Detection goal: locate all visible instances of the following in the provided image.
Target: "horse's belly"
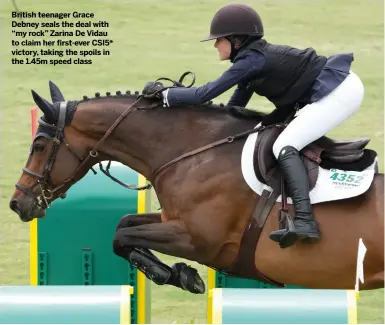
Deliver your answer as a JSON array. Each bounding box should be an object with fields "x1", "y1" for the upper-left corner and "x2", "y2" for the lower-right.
[{"x1": 254, "y1": 203, "x2": 383, "y2": 290}]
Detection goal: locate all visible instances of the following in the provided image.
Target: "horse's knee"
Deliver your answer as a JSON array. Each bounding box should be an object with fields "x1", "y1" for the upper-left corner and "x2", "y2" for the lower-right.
[
  {"x1": 112, "y1": 228, "x2": 132, "y2": 258},
  {"x1": 116, "y1": 214, "x2": 137, "y2": 231},
  {"x1": 116, "y1": 213, "x2": 162, "y2": 232},
  {"x1": 112, "y1": 236, "x2": 121, "y2": 255}
]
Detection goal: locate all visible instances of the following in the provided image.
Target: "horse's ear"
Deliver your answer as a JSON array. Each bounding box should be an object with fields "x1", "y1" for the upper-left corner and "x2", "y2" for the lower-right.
[
  {"x1": 49, "y1": 80, "x2": 65, "y2": 103},
  {"x1": 31, "y1": 90, "x2": 56, "y2": 123}
]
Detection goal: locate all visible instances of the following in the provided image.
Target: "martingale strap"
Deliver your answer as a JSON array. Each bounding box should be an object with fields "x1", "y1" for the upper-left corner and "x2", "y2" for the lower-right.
[{"x1": 224, "y1": 189, "x2": 285, "y2": 287}]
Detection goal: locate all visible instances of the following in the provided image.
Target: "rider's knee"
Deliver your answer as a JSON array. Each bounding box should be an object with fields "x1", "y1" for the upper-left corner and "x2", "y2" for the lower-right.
[{"x1": 272, "y1": 137, "x2": 299, "y2": 159}]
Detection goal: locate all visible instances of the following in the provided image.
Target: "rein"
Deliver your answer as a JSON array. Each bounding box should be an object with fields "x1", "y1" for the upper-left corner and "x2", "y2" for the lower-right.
[
  {"x1": 90, "y1": 94, "x2": 266, "y2": 189},
  {"x1": 152, "y1": 125, "x2": 265, "y2": 179}
]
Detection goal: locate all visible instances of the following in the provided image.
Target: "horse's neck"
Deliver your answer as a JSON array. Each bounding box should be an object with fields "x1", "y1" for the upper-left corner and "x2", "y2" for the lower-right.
[{"x1": 73, "y1": 98, "x2": 256, "y2": 182}]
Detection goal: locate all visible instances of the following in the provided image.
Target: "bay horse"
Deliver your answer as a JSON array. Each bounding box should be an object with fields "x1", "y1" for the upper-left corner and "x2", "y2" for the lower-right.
[{"x1": 9, "y1": 80, "x2": 384, "y2": 294}]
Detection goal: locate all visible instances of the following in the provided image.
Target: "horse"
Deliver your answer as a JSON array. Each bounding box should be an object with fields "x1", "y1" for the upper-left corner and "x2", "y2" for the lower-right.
[{"x1": 9, "y1": 80, "x2": 384, "y2": 294}]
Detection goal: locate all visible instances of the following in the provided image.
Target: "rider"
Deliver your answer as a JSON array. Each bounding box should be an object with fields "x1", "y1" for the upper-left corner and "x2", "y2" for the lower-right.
[{"x1": 142, "y1": 4, "x2": 364, "y2": 248}]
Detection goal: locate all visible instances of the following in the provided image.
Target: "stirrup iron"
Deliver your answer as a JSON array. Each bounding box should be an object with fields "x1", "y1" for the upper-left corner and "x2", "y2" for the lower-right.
[{"x1": 277, "y1": 209, "x2": 297, "y2": 248}]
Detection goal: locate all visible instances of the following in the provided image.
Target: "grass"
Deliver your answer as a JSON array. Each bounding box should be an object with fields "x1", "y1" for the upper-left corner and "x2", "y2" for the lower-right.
[{"x1": 0, "y1": 0, "x2": 383, "y2": 323}]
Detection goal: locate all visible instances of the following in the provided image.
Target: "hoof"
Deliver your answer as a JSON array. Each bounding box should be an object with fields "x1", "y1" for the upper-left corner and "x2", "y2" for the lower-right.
[{"x1": 179, "y1": 264, "x2": 205, "y2": 294}]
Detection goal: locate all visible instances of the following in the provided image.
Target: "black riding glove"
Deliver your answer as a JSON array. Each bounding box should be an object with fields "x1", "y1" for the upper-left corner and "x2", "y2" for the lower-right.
[{"x1": 142, "y1": 81, "x2": 164, "y2": 99}]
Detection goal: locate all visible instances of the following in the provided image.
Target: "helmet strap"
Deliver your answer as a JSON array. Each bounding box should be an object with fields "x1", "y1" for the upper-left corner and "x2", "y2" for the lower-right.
[
  {"x1": 227, "y1": 38, "x2": 238, "y2": 62},
  {"x1": 226, "y1": 35, "x2": 247, "y2": 62},
  {"x1": 226, "y1": 35, "x2": 261, "y2": 62}
]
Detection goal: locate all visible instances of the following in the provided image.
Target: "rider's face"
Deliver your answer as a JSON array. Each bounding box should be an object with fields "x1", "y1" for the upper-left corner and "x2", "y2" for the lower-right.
[{"x1": 214, "y1": 37, "x2": 231, "y2": 61}]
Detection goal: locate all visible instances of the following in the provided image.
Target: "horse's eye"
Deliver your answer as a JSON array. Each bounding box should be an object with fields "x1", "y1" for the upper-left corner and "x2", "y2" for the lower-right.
[{"x1": 34, "y1": 143, "x2": 45, "y2": 152}]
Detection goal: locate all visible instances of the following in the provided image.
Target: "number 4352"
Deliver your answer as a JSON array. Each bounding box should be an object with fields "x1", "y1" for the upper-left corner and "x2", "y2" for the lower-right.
[{"x1": 329, "y1": 170, "x2": 363, "y2": 183}]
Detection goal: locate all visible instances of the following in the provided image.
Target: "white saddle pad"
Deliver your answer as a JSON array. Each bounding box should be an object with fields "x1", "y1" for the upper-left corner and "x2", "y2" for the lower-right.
[{"x1": 241, "y1": 130, "x2": 378, "y2": 205}]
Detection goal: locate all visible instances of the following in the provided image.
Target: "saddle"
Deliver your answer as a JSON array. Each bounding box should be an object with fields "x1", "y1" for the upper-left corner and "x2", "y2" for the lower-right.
[
  {"x1": 253, "y1": 125, "x2": 375, "y2": 193},
  {"x1": 223, "y1": 125, "x2": 377, "y2": 287}
]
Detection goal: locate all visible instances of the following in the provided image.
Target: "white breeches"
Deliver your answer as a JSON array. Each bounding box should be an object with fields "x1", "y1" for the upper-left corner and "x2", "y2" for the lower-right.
[{"x1": 272, "y1": 71, "x2": 365, "y2": 158}]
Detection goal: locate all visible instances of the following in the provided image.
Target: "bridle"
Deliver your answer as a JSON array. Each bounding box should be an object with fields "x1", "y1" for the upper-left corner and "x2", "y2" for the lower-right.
[
  {"x1": 15, "y1": 98, "x2": 151, "y2": 210},
  {"x1": 15, "y1": 73, "x2": 268, "y2": 210},
  {"x1": 16, "y1": 102, "x2": 90, "y2": 208}
]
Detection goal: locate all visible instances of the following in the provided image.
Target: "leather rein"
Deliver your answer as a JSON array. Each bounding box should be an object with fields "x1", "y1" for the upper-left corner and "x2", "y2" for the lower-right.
[{"x1": 16, "y1": 74, "x2": 266, "y2": 209}]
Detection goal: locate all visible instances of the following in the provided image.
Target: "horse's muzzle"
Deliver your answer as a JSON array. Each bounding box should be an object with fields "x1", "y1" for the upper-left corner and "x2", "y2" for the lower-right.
[{"x1": 9, "y1": 196, "x2": 46, "y2": 222}]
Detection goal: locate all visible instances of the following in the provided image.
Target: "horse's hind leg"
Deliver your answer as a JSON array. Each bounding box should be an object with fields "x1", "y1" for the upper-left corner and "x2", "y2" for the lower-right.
[
  {"x1": 113, "y1": 219, "x2": 206, "y2": 294},
  {"x1": 113, "y1": 213, "x2": 205, "y2": 294}
]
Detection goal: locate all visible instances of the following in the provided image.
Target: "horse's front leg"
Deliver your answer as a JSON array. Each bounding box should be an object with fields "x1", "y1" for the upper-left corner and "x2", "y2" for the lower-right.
[
  {"x1": 113, "y1": 214, "x2": 205, "y2": 294},
  {"x1": 114, "y1": 213, "x2": 164, "y2": 262}
]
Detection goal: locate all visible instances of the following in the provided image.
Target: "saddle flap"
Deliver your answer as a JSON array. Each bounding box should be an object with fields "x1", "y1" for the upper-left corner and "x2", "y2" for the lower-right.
[{"x1": 253, "y1": 127, "x2": 282, "y2": 191}]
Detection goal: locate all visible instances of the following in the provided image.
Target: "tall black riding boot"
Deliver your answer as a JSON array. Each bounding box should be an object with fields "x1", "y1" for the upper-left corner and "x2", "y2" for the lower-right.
[{"x1": 269, "y1": 146, "x2": 321, "y2": 248}]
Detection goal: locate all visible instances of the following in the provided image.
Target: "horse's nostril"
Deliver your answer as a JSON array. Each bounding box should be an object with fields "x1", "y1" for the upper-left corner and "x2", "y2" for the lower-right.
[{"x1": 10, "y1": 199, "x2": 20, "y2": 214}]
